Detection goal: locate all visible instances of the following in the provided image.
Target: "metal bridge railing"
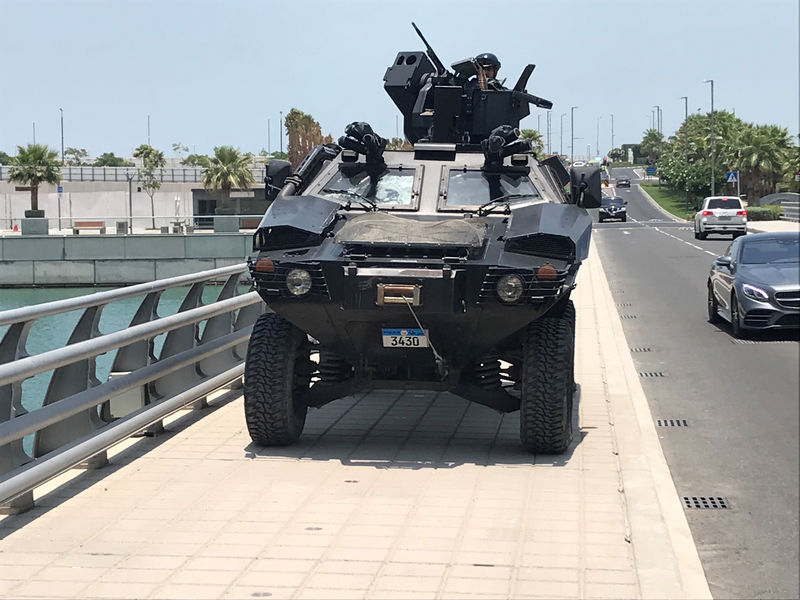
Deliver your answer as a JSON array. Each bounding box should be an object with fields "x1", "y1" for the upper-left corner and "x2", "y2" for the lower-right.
[
  {"x1": 0, "y1": 165, "x2": 267, "y2": 183},
  {"x1": 0, "y1": 264, "x2": 263, "y2": 512}
]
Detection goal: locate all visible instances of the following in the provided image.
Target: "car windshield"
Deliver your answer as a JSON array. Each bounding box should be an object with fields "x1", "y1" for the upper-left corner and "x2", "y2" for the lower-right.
[
  {"x1": 740, "y1": 238, "x2": 800, "y2": 264},
  {"x1": 707, "y1": 198, "x2": 742, "y2": 209},
  {"x1": 601, "y1": 197, "x2": 622, "y2": 206},
  {"x1": 444, "y1": 170, "x2": 539, "y2": 207},
  {"x1": 320, "y1": 167, "x2": 416, "y2": 208}
]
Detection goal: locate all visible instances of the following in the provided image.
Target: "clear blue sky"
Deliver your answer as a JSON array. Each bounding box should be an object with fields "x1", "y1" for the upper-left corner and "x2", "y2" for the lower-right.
[{"x1": 1, "y1": 0, "x2": 797, "y2": 160}]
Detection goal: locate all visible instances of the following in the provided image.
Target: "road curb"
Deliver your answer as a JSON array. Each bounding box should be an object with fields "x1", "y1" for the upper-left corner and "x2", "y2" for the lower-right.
[
  {"x1": 586, "y1": 243, "x2": 712, "y2": 599},
  {"x1": 635, "y1": 184, "x2": 686, "y2": 223}
]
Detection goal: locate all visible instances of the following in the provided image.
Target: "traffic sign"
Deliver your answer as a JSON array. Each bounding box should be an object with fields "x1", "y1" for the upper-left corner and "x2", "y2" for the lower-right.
[
  {"x1": 57, "y1": 186, "x2": 63, "y2": 193},
  {"x1": 645, "y1": 166, "x2": 656, "y2": 176},
  {"x1": 726, "y1": 171, "x2": 738, "y2": 183}
]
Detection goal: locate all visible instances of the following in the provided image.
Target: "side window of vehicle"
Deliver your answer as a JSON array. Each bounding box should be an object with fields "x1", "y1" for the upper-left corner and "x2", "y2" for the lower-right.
[{"x1": 728, "y1": 239, "x2": 740, "y2": 261}]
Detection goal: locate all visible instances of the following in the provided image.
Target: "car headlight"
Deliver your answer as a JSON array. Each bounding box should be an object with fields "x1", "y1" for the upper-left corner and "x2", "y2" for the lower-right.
[
  {"x1": 286, "y1": 269, "x2": 312, "y2": 296},
  {"x1": 742, "y1": 283, "x2": 769, "y2": 301},
  {"x1": 497, "y1": 274, "x2": 524, "y2": 303}
]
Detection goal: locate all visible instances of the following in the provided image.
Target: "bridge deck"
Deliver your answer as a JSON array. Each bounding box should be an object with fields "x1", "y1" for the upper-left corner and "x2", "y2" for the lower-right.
[{"x1": 0, "y1": 246, "x2": 710, "y2": 600}]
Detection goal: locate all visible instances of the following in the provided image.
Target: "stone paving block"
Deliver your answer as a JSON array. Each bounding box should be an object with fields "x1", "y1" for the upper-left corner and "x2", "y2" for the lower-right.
[
  {"x1": 315, "y1": 560, "x2": 382, "y2": 575},
  {"x1": 374, "y1": 574, "x2": 440, "y2": 592},
  {"x1": 81, "y1": 581, "x2": 159, "y2": 598},
  {"x1": 236, "y1": 570, "x2": 306, "y2": 587},
  {"x1": 98, "y1": 568, "x2": 172, "y2": 584},
  {"x1": 31, "y1": 565, "x2": 107, "y2": 582},
  {"x1": 9, "y1": 579, "x2": 88, "y2": 598},
  {"x1": 297, "y1": 588, "x2": 367, "y2": 600},
  {"x1": 152, "y1": 583, "x2": 230, "y2": 599},
  {"x1": 512, "y1": 578, "x2": 580, "y2": 598},
  {"x1": 169, "y1": 569, "x2": 240, "y2": 585},
  {"x1": 584, "y1": 581, "x2": 641, "y2": 598}
]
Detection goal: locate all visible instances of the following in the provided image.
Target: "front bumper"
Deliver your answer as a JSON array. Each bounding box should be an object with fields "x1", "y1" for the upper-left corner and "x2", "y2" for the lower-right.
[{"x1": 739, "y1": 289, "x2": 800, "y2": 330}]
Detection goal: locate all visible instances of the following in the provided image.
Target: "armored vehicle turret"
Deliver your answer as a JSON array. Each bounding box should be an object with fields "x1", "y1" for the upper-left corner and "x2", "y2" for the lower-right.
[{"x1": 244, "y1": 24, "x2": 602, "y2": 453}]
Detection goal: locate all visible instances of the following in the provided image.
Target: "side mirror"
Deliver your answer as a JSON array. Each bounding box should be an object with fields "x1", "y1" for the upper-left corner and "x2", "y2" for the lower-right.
[
  {"x1": 715, "y1": 256, "x2": 732, "y2": 267},
  {"x1": 569, "y1": 166, "x2": 602, "y2": 208},
  {"x1": 264, "y1": 160, "x2": 292, "y2": 202},
  {"x1": 624, "y1": 200, "x2": 628, "y2": 205}
]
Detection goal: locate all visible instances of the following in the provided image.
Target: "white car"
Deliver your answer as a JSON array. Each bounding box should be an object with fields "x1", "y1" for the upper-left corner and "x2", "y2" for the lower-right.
[{"x1": 694, "y1": 196, "x2": 747, "y2": 240}]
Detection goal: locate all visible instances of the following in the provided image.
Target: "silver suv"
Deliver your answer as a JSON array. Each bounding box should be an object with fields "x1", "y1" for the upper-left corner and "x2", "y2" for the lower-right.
[{"x1": 694, "y1": 196, "x2": 747, "y2": 239}]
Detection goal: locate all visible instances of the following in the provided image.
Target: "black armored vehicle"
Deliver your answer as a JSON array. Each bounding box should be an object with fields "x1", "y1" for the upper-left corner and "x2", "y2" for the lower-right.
[{"x1": 245, "y1": 25, "x2": 602, "y2": 453}]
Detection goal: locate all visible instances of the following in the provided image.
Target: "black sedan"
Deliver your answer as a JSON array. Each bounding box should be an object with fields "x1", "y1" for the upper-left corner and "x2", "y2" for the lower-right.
[
  {"x1": 616, "y1": 175, "x2": 631, "y2": 188},
  {"x1": 598, "y1": 196, "x2": 627, "y2": 222},
  {"x1": 707, "y1": 231, "x2": 800, "y2": 337}
]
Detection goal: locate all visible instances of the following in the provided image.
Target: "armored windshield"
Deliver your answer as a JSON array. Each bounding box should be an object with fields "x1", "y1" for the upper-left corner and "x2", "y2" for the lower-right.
[
  {"x1": 319, "y1": 167, "x2": 417, "y2": 209},
  {"x1": 443, "y1": 170, "x2": 539, "y2": 208}
]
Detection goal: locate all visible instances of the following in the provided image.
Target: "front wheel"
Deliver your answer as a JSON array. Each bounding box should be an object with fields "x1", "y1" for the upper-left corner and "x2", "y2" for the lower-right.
[
  {"x1": 244, "y1": 312, "x2": 310, "y2": 446},
  {"x1": 707, "y1": 283, "x2": 721, "y2": 323},
  {"x1": 730, "y1": 292, "x2": 746, "y2": 339},
  {"x1": 520, "y1": 312, "x2": 574, "y2": 454}
]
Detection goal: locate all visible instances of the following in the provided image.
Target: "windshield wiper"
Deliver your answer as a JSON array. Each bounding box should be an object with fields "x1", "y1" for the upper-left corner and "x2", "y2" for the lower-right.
[
  {"x1": 476, "y1": 193, "x2": 539, "y2": 216},
  {"x1": 321, "y1": 188, "x2": 378, "y2": 211}
]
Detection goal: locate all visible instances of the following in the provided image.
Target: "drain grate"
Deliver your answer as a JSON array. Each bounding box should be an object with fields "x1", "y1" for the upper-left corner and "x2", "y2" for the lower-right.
[
  {"x1": 731, "y1": 339, "x2": 796, "y2": 345},
  {"x1": 640, "y1": 371, "x2": 665, "y2": 377},
  {"x1": 631, "y1": 346, "x2": 652, "y2": 352},
  {"x1": 657, "y1": 419, "x2": 688, "y2": 427},
  {"x1": 620, "y1": 314, "x2": 638, "y2": 319},
  {"x1": 683, "y1": 496, "x2": 730, "y2": 509},
  {"x1": 616, "y1": 303, "x2": 632, "y2": 307}
]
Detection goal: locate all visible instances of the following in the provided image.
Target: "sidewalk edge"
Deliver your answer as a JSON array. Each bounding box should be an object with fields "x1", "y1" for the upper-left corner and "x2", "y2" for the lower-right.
[{"x1": 587, "y1": 243, "x2": 712, "y2": 600}]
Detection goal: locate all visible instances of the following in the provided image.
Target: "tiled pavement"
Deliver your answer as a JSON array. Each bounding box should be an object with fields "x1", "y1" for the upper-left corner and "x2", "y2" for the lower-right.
[{"x1": 0, "y1": 245, "x2": 711, "y2": 599}]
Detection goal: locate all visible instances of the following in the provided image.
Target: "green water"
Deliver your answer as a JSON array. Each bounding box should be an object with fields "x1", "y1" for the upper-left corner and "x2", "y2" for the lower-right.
[{"x1": 0, "y1": 285, "x2": 246, "y2": 412}]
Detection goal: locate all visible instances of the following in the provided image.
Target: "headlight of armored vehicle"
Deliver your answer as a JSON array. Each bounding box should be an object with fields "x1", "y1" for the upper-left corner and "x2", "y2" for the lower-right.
[
  {"x1": 286, "y1": 269, "x2": 312, "y2": 296},
  {"x1": 497, "y1": 274, "x2": 525, "y2": 303}
]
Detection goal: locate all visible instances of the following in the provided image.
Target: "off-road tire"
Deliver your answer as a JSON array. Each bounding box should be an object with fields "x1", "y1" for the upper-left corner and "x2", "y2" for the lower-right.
[
  {"x1": 707, "y1": 283, "x2": 721, "y2": 323},
  {"x1": 520, "y1": 313, "x2": 574, "y2": 454},
  {"x1": 244, "y1": 312, "x2": 309, "y2": 446}
]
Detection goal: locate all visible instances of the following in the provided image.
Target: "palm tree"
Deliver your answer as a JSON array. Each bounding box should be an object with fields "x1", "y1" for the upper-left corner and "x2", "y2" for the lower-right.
[
  {"x1": 519, "y1": 129, "x2": 544, "y2": 156},
  {"x1": 201, "y1": 146, "x2": 255, "y2": 214},
  {"x1": 8, "y1": 144, "x2": 61, "y2": 217}
]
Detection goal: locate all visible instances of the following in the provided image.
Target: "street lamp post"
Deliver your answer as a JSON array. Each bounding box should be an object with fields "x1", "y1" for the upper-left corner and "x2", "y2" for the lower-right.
[
  {"x1": 280, "y1": 111, "x2": 283, "y2": 154},
  {"x1": 59, "y1": 108, "x2": 64, "y2": 165},
  {"x1": 547, "y1": 111, "x2": 551, "y2": 154},
  {"x1": 680, "y1": 96, "x2": 689, "y2": 210},
  {"x1": 268, "y1": 118, "x2": 271, "y2": 154},
  {"x1": 610, "y1": 113, "x2": 614, "y2": 151},
  {"x1": 653, "y1": 105, "x2": 661, "y2": 134},
  {"x1": 560, "y1": 113, "x2": 566, "y2": 156},
  {"x1": 704, "y1": 79, "x2": 715, "y2": 195},
  {"x1": 570, "y1": 106, "x2": 577, "y2": 163},
  {"x1": 125, "y1": 170, "x2": 135, "y2": 233},
  {"x1": 596, "y1": 116, "x2": 601, "y2": 157},
  {"x1": 147, "y1": 115, "x2": 151, "y2": 146}
]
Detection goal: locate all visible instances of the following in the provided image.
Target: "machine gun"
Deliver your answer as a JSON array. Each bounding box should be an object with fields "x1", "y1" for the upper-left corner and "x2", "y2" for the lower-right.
[{"x1": 384, "y1": 23, "x2": 553, "y2": 145}]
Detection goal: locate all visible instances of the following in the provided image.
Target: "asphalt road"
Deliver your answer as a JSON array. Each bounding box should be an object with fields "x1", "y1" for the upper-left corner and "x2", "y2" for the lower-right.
[{"x1": 593, "y1": 168, "x2": 799, "y2": 599}]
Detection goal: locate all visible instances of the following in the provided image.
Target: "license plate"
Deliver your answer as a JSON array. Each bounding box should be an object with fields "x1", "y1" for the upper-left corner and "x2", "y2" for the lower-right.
[
  {"x1": 719, "y1": 215, "x2": 731, "y2": 220},
  {"x1": 381, "y1": 328, "x2": 428, "y2": 348}
]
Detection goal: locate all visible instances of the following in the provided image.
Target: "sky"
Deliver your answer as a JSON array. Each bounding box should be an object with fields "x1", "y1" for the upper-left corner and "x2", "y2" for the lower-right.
[{"x1": 1, "y1": 0, "x2": 798, "y2": 161}]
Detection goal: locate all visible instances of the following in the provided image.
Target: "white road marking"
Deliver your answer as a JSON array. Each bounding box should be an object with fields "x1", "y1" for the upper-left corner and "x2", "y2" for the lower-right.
[
  {"x1": 619, "y1": 213, "x2": 723, "y2": 260},
  {"x1": 623, "y1": 231, "x2": 630, "y2": 235}
]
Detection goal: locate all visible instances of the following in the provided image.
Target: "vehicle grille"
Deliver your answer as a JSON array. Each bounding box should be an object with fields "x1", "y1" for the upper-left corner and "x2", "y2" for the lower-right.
[
  {"x1": 478, "y1": 268, "x2": 567, "y2": 304},
  {"x1": 504, "y1": 234, "x2": 575, "y2": 261},
  {"x1": 776, "y1": 314, "x2": 800, "y2": 327},
  {"x1": 343, "y1": 244, "x2": 475, "y2": 261},
  {"x1": 743, "y1": 309, "x2": 774, "y2": 327},
  {"x1": 256, "y1": 263, "x2": 329, "y2": 298},
  {"x1": 775, "y1": 291, "x2": 800, "y2": 310}
]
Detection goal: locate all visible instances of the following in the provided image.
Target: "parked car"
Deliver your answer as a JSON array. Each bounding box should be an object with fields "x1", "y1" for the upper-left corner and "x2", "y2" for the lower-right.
[
  {"x1": 707, "y1": 231, "x2": 799, "y2": 337},
  {"x1": 616, "y1": 175, "x2": 631, "y2": 188},
  {"x1": 599, "y1": 195, "x2": 627, "y2": 222},
  {"x1": 694, "y1": 196, "x2": 747, "y2": 239}
]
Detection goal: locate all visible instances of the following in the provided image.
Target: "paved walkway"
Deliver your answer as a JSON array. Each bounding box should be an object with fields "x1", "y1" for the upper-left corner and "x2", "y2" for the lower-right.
[{"x1": 0, "y1": 245, "x2": 711, "y2": 599}]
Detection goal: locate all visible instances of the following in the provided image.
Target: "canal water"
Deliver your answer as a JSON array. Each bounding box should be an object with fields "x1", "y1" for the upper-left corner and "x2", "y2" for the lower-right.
[{"x1": 0, "y1": 285, "x2": 245, "y2": 413}]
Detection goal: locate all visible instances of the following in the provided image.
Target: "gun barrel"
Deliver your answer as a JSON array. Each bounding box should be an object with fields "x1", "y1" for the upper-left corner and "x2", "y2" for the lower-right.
[
  {"x1": 411, "y1": 22, "x2": 448, "y2": 75},
  {"x1": 513, "y1": 90, "x2": 553, "y2": 110}
]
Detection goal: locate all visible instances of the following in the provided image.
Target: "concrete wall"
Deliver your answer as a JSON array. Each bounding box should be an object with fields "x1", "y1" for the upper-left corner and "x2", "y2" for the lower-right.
[{"x1": 0, "y1": 233, "x2": 254, "y2": 287}]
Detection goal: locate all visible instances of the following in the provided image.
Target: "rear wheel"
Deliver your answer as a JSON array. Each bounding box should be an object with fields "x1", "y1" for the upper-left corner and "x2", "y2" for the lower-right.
[
  {"x1": 520, "y1": 311, "x2": 574, "y2": 454},
  {"x1": 244, "y1": 312, "x2": 310, "y2": 446},
  {"x1": 621, "y1": 214, "x2": 627, "y2": 222}
]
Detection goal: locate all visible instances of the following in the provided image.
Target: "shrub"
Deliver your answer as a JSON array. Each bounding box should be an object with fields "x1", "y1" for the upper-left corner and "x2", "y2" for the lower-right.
[{"x1": 746, "y1": 206, "x2": 782, "y2": 221}]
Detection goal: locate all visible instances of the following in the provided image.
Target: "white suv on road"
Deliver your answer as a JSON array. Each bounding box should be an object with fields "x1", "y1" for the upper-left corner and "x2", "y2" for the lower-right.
[{"x1": 694, "y1": 196, "x2": 747, "y2": 239}]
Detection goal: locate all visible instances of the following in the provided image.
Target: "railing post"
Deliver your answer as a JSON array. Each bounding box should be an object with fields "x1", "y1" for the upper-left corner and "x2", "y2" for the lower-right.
[{"x1": 1, "y1": 490, "x2": 33, "y2": 515}]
